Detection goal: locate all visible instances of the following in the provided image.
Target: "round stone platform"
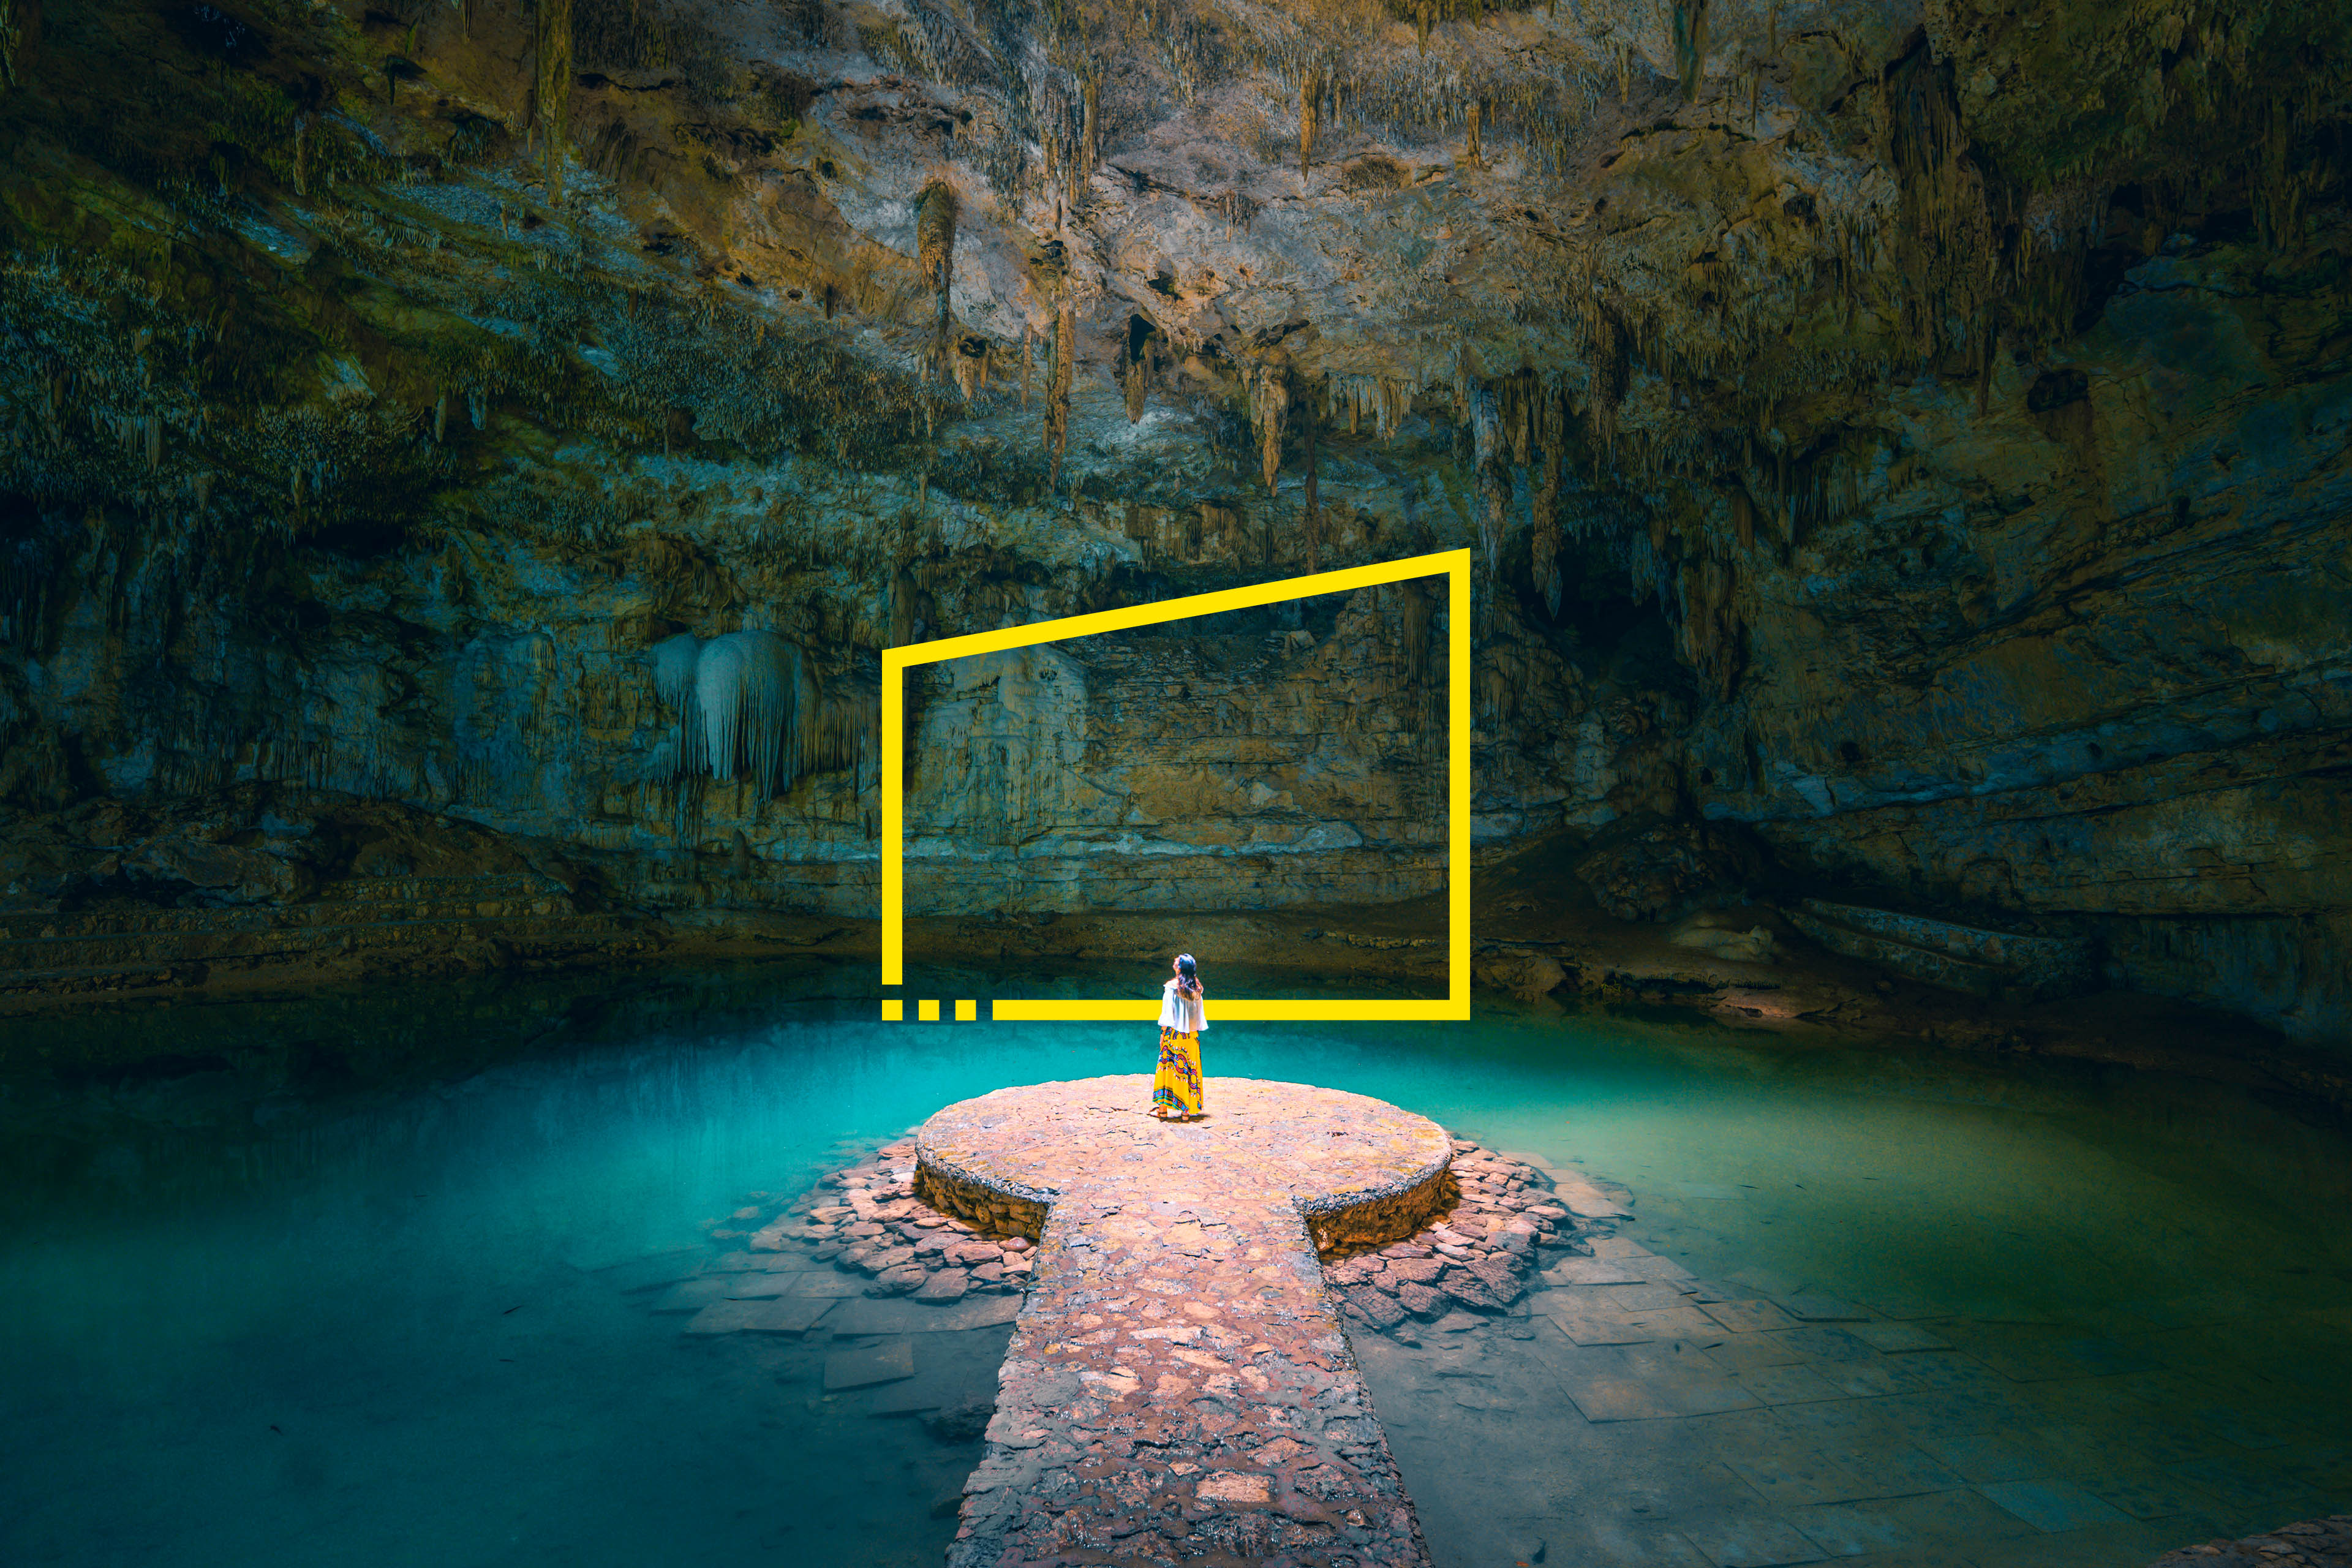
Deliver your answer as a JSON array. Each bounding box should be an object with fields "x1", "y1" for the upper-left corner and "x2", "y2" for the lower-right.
[
  {"x1": 915, "y1": 1074, "x2": 1455, "y2": 1254},
  {"x1": 916, "y1": 1076, "x2": 1452, "y2": 1567}
]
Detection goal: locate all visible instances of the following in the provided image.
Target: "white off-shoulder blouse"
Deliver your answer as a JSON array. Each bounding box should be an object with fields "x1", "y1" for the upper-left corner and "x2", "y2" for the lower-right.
[{"x1": 1158, "y1": 978, "x2": 1207, "y2": 1034}]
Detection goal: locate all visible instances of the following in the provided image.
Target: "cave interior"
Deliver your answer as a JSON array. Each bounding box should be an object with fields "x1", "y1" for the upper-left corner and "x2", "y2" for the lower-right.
[{"x1": 1, "y1": 0, "x2": 2350, "y2": 1565}]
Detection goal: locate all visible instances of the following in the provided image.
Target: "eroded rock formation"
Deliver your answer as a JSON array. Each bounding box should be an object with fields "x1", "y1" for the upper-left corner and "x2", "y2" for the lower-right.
[{"x1": 0, "y1": 0, "x2": 2345, "y2": 1044}]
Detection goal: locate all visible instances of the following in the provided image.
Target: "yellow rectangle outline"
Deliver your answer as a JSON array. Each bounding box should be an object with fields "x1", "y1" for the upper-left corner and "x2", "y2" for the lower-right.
[{"x1": 881, "y1": 548, "x2": 1471, "y2": 1022}]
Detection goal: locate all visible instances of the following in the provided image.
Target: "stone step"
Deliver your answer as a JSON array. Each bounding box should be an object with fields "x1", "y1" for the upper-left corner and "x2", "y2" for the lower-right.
[{"x1": 1788, "y1": 900, "x2": 2097, "y2": 1001}]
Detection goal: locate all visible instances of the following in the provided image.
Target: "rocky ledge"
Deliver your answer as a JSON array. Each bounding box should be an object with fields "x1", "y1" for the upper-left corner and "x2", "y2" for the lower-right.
[
  {"x1": 2149, "y1": 1517, "x2": 2352, "y2": 1566},
  {"x1": 1321, "y1": 1141, "x2": 1615, "y2": 1336}
]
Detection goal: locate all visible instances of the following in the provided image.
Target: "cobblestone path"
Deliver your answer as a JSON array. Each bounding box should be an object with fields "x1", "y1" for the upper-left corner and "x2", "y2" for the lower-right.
[{"x1": 918, "y1": 1076, "x2": 1453, "y2": 1567}]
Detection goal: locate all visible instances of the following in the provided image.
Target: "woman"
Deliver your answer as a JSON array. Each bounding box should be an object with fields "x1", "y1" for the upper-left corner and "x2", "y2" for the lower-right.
[{"x1": 1153, "y1": 953, "x2": 1207, "y2": 1120}]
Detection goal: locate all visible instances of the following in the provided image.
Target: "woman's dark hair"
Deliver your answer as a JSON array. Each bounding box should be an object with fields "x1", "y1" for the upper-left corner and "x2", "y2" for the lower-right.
[{"x1": 1175, "y1": 953, "x2": 1200, "y2": 995}]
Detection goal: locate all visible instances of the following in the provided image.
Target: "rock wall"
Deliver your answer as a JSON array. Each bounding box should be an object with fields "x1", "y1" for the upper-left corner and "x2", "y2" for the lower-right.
[
  {"x1": 0, "y1": 463, "x2": 1666, "y2": 924},
  {"x1": 0, "y1": 0, "x2": 2346, "y2": 1053},
  {"x1": 903, "y1": 589, "x2": 1456, "y2": 914},
  {"x1": 1679, "y1": 233, "x2": 2352, "y2": 1044}
]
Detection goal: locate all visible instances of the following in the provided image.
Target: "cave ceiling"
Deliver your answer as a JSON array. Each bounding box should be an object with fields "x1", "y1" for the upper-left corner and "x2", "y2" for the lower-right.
[{"x1": 8, "y1": 0, "x2": 2343, "y2": 546}]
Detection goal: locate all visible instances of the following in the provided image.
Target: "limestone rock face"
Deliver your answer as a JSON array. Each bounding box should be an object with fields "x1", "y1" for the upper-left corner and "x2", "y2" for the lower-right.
[
  {"x1": 1572, "y1": 816, "x2": 1760, "y2": 923},
  {"x1": 905, "y1": 594, "x2": 1464, "y2": 912},
  {"x1": 0, "y1": 0, "x2": 2345, "y2": 1044}
]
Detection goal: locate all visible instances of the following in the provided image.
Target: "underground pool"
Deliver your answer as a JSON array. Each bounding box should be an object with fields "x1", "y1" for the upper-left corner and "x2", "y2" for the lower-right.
[{"x1": 2, "y1": 960, "x2": 2348, "y2": 1568}]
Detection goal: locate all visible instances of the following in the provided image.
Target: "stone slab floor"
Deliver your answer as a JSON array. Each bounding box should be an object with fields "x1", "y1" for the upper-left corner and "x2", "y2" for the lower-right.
[
  {"x1": 686, "y1": 1150, "x2": 2349, "y2": 1568},
  {"x1": 1355, "y1": 1178, "x2": 2351, "y2": 1568}
]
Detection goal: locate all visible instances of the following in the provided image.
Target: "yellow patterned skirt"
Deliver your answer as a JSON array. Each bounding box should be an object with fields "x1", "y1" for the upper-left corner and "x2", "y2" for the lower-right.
[{"x1": 1153, "y1": 1026, "x2": 1204, "y2": 1117}]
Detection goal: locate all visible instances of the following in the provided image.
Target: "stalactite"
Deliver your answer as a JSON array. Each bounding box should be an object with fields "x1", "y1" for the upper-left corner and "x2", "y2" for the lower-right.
[
  {"x1": 1330, "y1": 374, "x2": 1411, "y2": 440},
  {"x1": 1046, "y1": 299, "x2": 1074, "y2": 494},
  {"x1": 653, "y1": 632, "x2": 706, "y2": 775},
  {"x1": 655, "y1": 631, "x2": 822, "y2": 801},
  {"x1": 1020, "y1": 321, "x2": 1031, "y2": 409},
  {"x1": 1502, "y1": 370, "x2": 1534, "y2": 466},
  {"x1": 1399, "y1": 582, "x2": 1434, "y2": 728},
  {"x1": 1114, "y1": 312, "x2": 1163, "y2": 425},
  {"x1": 1588, "y1": 313, "x2": 1626, "y2": 454},
  {"x1": 1480, "y1": 472, "x2": 1504, "y2": 578},
  {"x1": 1302, "y1": 397, "x2": 1320, "y2": 575},
  {"x1": 1300, "y1": 69, "x2": 1324, "y2": 179},
  {"x1": 1469, "y1": 385, "x2": 1500, "y2": 470},
  {"x1": 916, "y1": 181, "x2": 957, "y2": 328},
  {"x1": 1250, "y1": 366, "x2": 1289, "y2": 494},
  {"x1": 1080, "y1": 70, "x2": 1101, "y2": 191},
  {"x1": 1883, "y1": 45, "x2": 1994, "y2": 360},
  {"x1": 2256, "y1": 95, "x2": 2312, "y2": 251},
  {"x1": 916, "y1": 179, "x2": 958, "y2": 384},
  {"x1": 1465, "y1": 99, "x2": 1482, "y2": 167},
  {"x1": 1671, "y1": 0, "x2": 1708, "y2": 103},
  {"x1": 952, "y1": 336, "x2": 989, "y2": 401},
  {"x1": 1534, "y1": 385, "x2": 1562, "y2": 617},
  {"x1": 709, "y1": 633, "x2": 767, "y2": 797},
  {"x1": 537, "y1": 0, "x2": 574, "y2": 198},
  {"x1": 1676, "y1": 556, "x2": 1740, "y2": 699}
]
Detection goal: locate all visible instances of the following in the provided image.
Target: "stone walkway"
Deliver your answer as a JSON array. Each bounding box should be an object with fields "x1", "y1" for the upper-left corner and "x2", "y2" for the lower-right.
[
  {"x1": 616, "y1": 1101, "x2": 2343, "y2": 1568},
  {"x1": 916, "y1": 1076, "x2": 1458, "y2": 1568}
]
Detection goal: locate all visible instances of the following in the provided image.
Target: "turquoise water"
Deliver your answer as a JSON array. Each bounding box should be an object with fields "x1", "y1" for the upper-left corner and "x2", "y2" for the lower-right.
[{"x1": 3, "y1": 961, "x2": 2349, "y2": 1567}]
